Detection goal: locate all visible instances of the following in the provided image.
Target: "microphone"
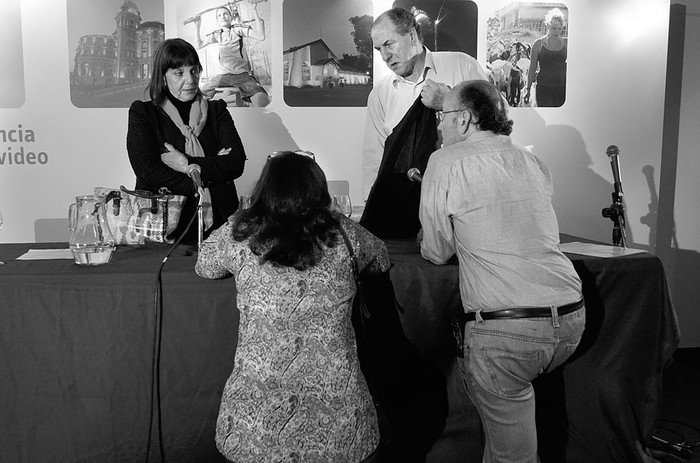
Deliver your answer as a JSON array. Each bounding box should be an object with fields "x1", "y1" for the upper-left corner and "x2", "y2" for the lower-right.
[
  {"x1": 407, "y1": 167, "x2": 423, "y2": 182},
  {"x1": 606, "y1": 145, "x2": 622, "y2": 196},
  {"x1": 601, "y1": 145, "x2": 627, "y2": 247},
  {"x1": 186, "y1": 164, "x2": 203, "y2": 190}
]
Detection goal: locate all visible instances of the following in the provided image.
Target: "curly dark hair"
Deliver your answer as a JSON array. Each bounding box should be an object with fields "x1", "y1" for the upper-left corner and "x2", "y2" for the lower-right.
[
  {"x1": 455, "y1": 80, "x2": 514, "y2": 135},
  {"x1": 231, "y1": 151, "x2": 341, "y2": 270}
]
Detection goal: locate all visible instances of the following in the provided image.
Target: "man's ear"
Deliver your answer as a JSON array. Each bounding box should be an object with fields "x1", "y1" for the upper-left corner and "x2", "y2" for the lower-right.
[{"x1": 459, "y1": 111, "x2": 472, "y2": 135}]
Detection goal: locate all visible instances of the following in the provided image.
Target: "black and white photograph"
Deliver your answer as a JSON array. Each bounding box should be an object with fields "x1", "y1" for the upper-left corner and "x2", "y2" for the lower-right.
[
  {"x1": 391, "y1": 0, "x2": 478, "y2": 56},
  {"x1": 486, "y1": 2, "x2": 568, "y2": 107},
  {"x1": 177, "y1": 0, "x2": 272, "y2": 107},
  {"x1": 67, "y1": 0, "x2": 165, "y2": 108},
  {"x1": 283, "y1": 0, "x2": 373, "y2": 107},
  {"x1": 2, "y1": 1, "x2": 700, "y2": 463},
  {"x1": 0, "y1": 0, "x2": 25, "y2": 108}
]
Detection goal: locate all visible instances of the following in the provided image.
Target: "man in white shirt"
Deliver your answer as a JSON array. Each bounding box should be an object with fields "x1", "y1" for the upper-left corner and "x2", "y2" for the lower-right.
[{"x1": 361, "y1": 7, "x2": 487, "y2": 199}]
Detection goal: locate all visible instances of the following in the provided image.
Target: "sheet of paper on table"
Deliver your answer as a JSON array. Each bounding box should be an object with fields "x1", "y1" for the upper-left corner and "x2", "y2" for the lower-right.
[
  {"x1": 560, "y1": 242, "x2": 646, "y2": 258},
  {"x1": 16, "y1": 249, "x2": 74, "y2": 260}
]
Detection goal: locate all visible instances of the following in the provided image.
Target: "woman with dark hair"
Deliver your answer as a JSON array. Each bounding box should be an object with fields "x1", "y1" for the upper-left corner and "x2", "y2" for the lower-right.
[
  {"x1": 196, "y1": 151, "x2": 389, "y2": 462},
  {"x1": 127, "y1": 38, "x2": 247, "y2": 242}
]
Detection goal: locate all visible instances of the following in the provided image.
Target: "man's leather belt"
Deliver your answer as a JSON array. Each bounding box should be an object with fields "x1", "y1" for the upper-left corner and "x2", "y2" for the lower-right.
[{"x1": 459, "y1": 299, "x2": 584, "y2": 323}]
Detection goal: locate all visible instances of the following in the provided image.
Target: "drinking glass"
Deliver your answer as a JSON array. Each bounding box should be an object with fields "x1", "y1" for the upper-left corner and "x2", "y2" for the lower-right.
[
  {"x1": 239, "y1": 195, "x2": 251, "y2": 210},
  {"x1": 333, "y1": 195, "x2": 353, "y2": 218}
]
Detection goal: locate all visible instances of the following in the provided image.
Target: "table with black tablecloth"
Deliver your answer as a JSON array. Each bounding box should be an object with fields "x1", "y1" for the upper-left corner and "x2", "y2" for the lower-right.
[
  {"x1": 369, "y1": 237, "x2": 681, "y2": 462},
  {"x1": 0, "y1": 237, "x2": 680, "y2": 463}
]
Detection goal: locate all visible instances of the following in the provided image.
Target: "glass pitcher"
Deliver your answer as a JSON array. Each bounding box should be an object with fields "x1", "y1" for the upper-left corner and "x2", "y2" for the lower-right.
[{"x1": 68, "y1": 195, "x2": 116, "y2": 265}]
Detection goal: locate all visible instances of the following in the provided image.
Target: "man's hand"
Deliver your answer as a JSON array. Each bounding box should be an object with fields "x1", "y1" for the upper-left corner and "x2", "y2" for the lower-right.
[
  {"x1": 161, "y1": 143, "x2": 189, "y2": 173},
  {"x1": 420, "y1": 79, "x2": 451, "y2": 110}
]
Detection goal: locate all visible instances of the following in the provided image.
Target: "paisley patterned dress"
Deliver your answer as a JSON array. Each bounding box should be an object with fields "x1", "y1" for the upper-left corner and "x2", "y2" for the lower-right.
[{"x1": 195, "y1": 215, "x2": 390, "y2": 462}]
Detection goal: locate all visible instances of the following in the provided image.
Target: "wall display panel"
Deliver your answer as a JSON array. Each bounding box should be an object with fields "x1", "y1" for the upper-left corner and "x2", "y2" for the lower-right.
[
  {"x1": 392, "y1": 0, "x2": 478, "y2": 56},
  {"x1": 282, "y1": 0, "x2": 373, "y2": 107},
  {"x1": 0, "y1": 0, "x2": 673, "y2": 255},
  {"x1": 67, "y1": 0, "x2": 165, "y2": 108},
  {"x1": 486, "y1": 2, "x2": 568, "y2": 108},
  {"x1": 0, "y1": 0, "x2": 25, "y2": 108},
  {"x1": 176, "y1": 0, "x2": 272, "y2": 107}
]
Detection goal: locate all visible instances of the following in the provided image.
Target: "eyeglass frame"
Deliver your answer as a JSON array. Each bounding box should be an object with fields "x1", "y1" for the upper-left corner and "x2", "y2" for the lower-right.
[
  {"x1": 267, "y1": 150, "x2": 316, "y2": 161},
  {"x1": 435, "y1": 109, "x2": 466, "y2": 122}
]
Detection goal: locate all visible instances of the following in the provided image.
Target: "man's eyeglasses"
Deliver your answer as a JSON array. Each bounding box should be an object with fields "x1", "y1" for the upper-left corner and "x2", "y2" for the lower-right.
[
  {"x1": 267, "y1": 150, "x2": 316, "y2": 161},
  {"x1": 436, "y1": 109, "x2": 465, "y2": 122}
]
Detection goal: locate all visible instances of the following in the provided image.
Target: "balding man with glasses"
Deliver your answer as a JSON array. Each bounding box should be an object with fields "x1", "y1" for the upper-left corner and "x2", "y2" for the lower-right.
[{"x1": 419, "y1": 80, "x2": 585, "y2": 462}]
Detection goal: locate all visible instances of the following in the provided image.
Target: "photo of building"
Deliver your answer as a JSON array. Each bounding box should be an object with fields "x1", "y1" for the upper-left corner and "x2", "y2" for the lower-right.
[
  {"x1": 283, "y1": 39, "x2": 370, "y2": 89},
  {"x1": 68, "y1": 0, "x2": 164, "y2": 108},
  {"x1": 282, "y1": 0, "x2": 372, "y2": 107}
]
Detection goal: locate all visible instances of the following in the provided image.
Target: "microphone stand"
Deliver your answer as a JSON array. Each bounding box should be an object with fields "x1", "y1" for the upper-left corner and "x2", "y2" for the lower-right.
[
  {"x1": 602, "y1": 189, "x2": 627, "y2": 248},
  {"x1": 196, "y1": 188, "x2": 204, "y2": 251}
]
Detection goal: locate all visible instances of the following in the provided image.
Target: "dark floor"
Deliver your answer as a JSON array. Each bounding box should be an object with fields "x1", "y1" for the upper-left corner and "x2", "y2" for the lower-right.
[{"x1": 650, "y1": 347, "x2": 700, "y2": 462}]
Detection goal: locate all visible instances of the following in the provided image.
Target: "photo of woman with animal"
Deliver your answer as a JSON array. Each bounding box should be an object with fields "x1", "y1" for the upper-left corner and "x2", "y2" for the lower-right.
[{"x1": 486, "y1": 2, "x2": 568, "y2": 108}]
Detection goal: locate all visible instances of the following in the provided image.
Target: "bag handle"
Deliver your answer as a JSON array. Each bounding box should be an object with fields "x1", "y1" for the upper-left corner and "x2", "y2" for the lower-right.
[
  {"x1": 119, "y1": 185, "x2": 172, "y2": 200},
  {"x1": 338, "y1": 224, "x2": 371, "y2": 319},
  {"x1": 120, "y1": 185, "x2": 174, "y2": 216},
  {"x1": 338, "y1": 222, "x2": 392, "y2": 443},
  {"x1": 102, "y1": 189, "x2": 122, "y2": 216}
]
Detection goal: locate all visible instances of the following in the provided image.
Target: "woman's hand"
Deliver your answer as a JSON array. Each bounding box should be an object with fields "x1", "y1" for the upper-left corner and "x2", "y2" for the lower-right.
[{"x1": 161, "y1": 143, "x2": 189, "y2": 173}]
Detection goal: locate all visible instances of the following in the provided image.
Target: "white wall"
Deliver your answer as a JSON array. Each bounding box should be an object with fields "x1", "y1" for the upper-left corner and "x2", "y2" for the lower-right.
[
  {"x1": 657, "y1": 0, "x2": 700, "y2": 348},
  {"x1": 0, "y1": 0, "x2": 670, "y2": 245},
  {"x1": 3, "y1": 0, "x2": 696, "y2": 345},
  {"x1": 676, "y1": 6, "x2": 700, "y2": 253}
]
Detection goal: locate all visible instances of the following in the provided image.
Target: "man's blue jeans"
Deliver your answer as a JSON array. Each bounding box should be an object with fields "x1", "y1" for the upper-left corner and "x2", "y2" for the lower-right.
[{"x1": 459, "y1": 307, "x2": 585, "y2": 462}]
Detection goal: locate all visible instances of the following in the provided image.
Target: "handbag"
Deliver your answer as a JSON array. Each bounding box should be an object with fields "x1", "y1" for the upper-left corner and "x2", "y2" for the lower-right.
[
  {"x1": 338, "y1": 226, "x2": 371, "y2": 320},
  {"x1": 338, "y1": 225, "x2": 394, "y2": 450},
  {"x1": 94, "y1": 186, "x2": 186, "y2": 245}
]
